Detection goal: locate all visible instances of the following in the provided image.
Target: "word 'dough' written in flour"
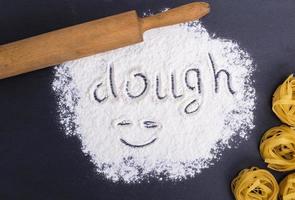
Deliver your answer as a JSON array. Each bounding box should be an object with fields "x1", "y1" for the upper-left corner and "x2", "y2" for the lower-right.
[
  {"x1": 52, "y1": 21, "x2": 256, "y2": 183},
  {"x1": 91, "y1": 53, "x2": 235, "y2": 115}
]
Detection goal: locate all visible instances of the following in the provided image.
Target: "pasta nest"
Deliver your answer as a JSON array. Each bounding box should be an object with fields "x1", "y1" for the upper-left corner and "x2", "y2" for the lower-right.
[
  {"x1": 280, "y1": 173, "x2": 295, "y2": 200},
  {"x1": 260, "y1": 125, "x2": 295, "y2": 171},
  {"x1": 273, "y1": 74, "x2": 295, "y2": 126},
  {"x1": 231, "y1": 167, "x2": 279, "y2": 200}
]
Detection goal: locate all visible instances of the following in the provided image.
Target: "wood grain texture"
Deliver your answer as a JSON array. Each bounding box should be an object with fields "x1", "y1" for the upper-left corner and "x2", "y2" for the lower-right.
[
  {"x1": 141, "y1": 2, "x2": 210, "y2": 32},
  {"x1": 0, "y1": 11, "x2": 142, "y2": 79},
  {"x1": 0, "y1": 2, "x2": 209, "y2": 79}
]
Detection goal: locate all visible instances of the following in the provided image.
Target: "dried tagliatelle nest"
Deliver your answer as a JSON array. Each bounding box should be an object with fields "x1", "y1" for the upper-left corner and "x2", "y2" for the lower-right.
[
  {"x1": 273, "y1": 74, "x2": 295, "y2": 126},
  {"x1": 280, "y1": 173, "x2": 295, "y2": 200},
  {"x1": 260, "y1": 125, "x2": 295, "y2": 171},
  {"x1": 231, "y1": 167, "x2": 279, "y2": 200}
]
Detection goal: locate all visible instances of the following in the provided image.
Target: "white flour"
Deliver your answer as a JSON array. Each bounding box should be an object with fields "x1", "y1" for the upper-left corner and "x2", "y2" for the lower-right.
[{"x1": 52, "y1": 21, "x2": 255, "y2": 183}]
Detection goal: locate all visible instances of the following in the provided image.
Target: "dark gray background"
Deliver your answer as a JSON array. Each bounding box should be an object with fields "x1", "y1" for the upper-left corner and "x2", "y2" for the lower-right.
[{"x1": 0, "y1": 0, "x2": 295, "y2": 199}]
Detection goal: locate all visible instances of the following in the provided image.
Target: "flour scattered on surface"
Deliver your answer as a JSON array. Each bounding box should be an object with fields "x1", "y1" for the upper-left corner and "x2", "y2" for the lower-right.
[{"x1": 52, "y1": 21, "x2": 255, "y2": 183}]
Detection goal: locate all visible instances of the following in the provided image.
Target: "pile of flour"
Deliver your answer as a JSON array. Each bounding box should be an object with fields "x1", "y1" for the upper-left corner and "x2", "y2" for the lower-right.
[{"x1": 52, "y1": 21, "x2": 255, "y2": 183}]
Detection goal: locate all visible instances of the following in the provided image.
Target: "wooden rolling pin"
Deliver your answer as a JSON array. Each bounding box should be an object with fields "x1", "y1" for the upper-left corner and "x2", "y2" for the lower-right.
[{"x1": 0, "y1": 2, "x2": 210, "y2": 79}]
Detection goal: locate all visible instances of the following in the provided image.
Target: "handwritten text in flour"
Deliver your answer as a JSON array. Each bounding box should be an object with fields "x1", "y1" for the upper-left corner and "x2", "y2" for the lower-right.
[{"x1": 91, "y1": 53, "x2": 235, "y2": 114}]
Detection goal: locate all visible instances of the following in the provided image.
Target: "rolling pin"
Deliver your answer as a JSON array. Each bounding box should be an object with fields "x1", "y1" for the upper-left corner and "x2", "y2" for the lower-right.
[{"x1": 0, "y1": 2, "x2": 210, "y2": 79}]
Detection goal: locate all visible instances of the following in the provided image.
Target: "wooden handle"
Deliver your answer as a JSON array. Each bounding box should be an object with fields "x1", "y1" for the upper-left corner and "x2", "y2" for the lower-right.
[
  {"x1": 141, "y1": 2, "x2": 210, "y2": 32},
  {"x1": 0, "y1": 2, "x2": 210, "y2": 79}
]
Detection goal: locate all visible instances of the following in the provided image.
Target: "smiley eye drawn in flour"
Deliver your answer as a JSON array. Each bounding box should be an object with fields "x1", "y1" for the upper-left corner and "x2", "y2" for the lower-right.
[
  {"x1": 117, "y1": 120, "x2": 132, "y2": 126},
  {"x1": 113, "y1": 118, "x2": 161, "y2": 148},
  {"x1": 142, "y1": 121, "x2": 158, "y2": 129}
]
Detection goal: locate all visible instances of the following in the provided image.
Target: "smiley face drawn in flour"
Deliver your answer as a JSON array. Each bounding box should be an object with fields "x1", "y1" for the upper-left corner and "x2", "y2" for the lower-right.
[{"x1": 113, "y1": 117, "x2": 162, "y2": 148}]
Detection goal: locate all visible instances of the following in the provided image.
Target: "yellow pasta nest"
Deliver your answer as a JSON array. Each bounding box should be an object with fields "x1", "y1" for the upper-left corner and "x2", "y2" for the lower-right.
[
  {"x1": 280, "y1": 173, "x2": 295, "y2": 200},
  {"x1": 231, "y1": 167, "x2": 279, "y2": 200},
  {"x1": 260, "y1": 125, "x2": 295, "y2": 171},
  {"x1": 273, "y1": 74, "x2": 295, "y2": 126}
]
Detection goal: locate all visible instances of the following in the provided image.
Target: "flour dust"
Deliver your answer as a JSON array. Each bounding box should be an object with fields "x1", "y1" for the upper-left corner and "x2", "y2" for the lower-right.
[{"x1": 52, "y1": 21, "x2": 256, "y2": 183}]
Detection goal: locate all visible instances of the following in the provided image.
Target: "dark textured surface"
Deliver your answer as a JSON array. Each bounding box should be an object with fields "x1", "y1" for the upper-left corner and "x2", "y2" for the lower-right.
[{"x1": 0, "y1": 0, "x2": 295, "y2": 199}]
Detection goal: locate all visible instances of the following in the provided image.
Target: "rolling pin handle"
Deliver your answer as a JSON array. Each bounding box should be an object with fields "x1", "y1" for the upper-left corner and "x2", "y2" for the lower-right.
[{"x1": 140, "y1": 2, "x2": 210, "y2": 33}]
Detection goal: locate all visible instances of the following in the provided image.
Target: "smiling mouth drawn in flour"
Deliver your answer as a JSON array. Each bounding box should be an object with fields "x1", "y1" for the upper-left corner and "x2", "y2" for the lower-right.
[{"x1": 115, "y1": 119, "x2": 161, "y2": 148}]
